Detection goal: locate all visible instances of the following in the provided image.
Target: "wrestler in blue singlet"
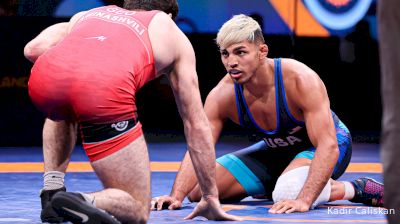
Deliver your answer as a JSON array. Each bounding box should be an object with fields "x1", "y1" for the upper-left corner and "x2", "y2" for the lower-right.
[{"x1": 217, "y1": 58, "x2": 352, "y2": 198}]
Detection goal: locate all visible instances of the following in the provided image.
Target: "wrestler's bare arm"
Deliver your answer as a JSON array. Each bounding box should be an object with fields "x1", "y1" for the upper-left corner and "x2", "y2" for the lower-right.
[
  {"x1": 167, "y1": 80, "x2": 231, "y2": 203},
  {"x1": 148, "y1": 14, "x2": 241, "y2": 220},
  {"x1": 24, "y1": 22, "x2": 69, "y2": 62},
  {"x1": 204, "y1": 81, "x2": 232, "y2": 141},
  {"x1": 290, "y1": 62, "x2": 339, "y2": 207},
  {"x1": 23, "y1": 11, "x2": 85, "y2": 62},
  {"x1": 148, "y1": 12, "x2": 217, "y2": 198},
  {"x1": 168, "y1": 40, "x2": 218, "y2": 200}
]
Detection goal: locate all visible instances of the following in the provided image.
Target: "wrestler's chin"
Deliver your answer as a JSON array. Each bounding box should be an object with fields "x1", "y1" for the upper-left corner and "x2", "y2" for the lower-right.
[
  {"x1": 231, "y1": 75, "x2": 251, "y2": 85},
  {"x1": 229, "y1": 73, "x2": 243, "y2": 83}
]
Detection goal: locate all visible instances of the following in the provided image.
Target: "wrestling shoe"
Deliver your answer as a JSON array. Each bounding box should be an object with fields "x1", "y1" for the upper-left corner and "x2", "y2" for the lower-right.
[
  {"x1": 51, "y1": 191, "x2": 121, "y2": 224},
  {"x1": 350, "y1": 177, "x2": 384, "y2": 207},
  {"x1": 40, "y1": 187, "x2": 66, "y2": 223}
]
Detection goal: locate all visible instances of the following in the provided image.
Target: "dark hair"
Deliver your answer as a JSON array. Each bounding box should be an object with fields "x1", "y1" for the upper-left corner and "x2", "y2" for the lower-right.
[{"x1": 123, "y1": 0, "x2": 179, "y2": 20}]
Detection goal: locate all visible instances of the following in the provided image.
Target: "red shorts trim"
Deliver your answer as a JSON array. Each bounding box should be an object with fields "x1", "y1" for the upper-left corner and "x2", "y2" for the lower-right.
[{"x1": 82, "y1": 122, "x2": 143, "y2": 162}]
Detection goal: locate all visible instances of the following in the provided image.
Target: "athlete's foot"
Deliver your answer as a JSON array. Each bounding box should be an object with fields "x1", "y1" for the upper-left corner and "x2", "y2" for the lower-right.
[
  {"x1": 350, "y1": 177, "x2": 384, "y2": 207},
  {"x1": 51, "y1": 191, "x2": 121, "y2": 224},
  {"x1": 40, "y1": 187, "x2": 66, "y2": 223}
]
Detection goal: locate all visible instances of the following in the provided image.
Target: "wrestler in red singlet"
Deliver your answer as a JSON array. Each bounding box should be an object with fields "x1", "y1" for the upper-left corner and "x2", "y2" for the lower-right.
[{"x1": 29, "y1": 6, "x2": 159, "y2": 161}]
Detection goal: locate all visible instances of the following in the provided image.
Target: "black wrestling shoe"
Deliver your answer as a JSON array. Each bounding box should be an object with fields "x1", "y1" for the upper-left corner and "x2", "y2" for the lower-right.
[
  {"x1": 51, "y1": 191, "x2": 121, "y2": 224},
  {"x1": 40, "y1": 187, "x2": 66, "y2": 223},
  {"x1": 350, "y1": 177, "x2": 384, "y2": 207}
]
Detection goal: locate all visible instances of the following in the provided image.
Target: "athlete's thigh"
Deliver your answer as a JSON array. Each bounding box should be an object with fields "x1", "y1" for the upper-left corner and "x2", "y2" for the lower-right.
[
  {"x1": 189, "y1": 162, "x2": 247, "y2": 202},
  {"x1": 91, "y1": 135, "x2": 151, "y2": 205},
  {"x1": 216, "y1": 163, "x2": 247, "y2": 201},
  {"x1": 282, "y1": 157, "x2": 312, "y2": 174}
]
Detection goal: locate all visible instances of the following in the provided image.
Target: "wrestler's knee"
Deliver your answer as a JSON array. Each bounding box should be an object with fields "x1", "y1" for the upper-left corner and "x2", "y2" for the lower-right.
[
  {"x1": 125, "y1": 212, "x2": 148, "y2": 224},
  {"x1": 122, "y1": 201, "x2": 149, "y2": 224},
  {"x1": 272, "y1": 166, "x2": 331, "y2": 209},
  {"x1": 126, "y1": 186, "x2": 151, "y2": 223},
  {"x1": 135, "y1": 208, "x2": 150, "y2": 224}
]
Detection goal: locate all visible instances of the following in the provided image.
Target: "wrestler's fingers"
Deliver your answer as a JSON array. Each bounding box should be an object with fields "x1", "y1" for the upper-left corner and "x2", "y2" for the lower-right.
[
  {"x1": 156, "y1": 198, "x2": 167, "y2": 211},
  {"x1": 285, "y1": 207, "x2": 296, "y2": 214},
  {"x1": 184, "y1": 210, "x2": 196, "y2": 220},
  {"x1": 184, "y1": 207, "x2": 243, "y2": 221},
  {"x1": 150, "y1": 197, "x2": 159, "y2": 210},
  {"x1": 276, "y1": 204, "x2": 291, "y2": 214},
  {"x1": 218, "y1": 213, "x2": 244, "y2": 221},
  {"x1": 156, "y1": 196, "x2": 173, "y2": 211},
  {"x1": 168, "y1": 201, "x2": 182, "y2": 210},
  {"x1": 269, "y1": 201, "x2": 284, "y2": 213}
]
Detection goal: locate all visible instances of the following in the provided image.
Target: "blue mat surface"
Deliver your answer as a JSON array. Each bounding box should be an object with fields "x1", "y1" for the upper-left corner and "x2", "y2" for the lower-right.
[{"x1": 0, "y1": 141, "x2": 387, "y2": 223}]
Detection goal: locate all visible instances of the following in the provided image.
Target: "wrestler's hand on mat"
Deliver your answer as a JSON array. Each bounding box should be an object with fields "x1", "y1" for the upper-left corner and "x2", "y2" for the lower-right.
[
  {"x1": 184, "y1": 195, "x2": 242, "y2": 221},
  {"x1": 151, "y1": 195, "x2": 182, "y2": 211},
  {"x1": 269, "y1": 199, "x2": 310, "y2": 214}
]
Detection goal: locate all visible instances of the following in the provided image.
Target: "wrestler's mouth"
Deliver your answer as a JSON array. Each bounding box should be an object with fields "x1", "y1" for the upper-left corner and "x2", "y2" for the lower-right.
[{"x1": 229, "y1": 69, "x2": 242, "y2": 79}]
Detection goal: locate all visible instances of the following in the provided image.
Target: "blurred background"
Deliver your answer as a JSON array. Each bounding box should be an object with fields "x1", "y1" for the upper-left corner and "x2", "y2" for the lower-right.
[{"x1": 0, "y1": 0, "x2": 380, "y2": 146}]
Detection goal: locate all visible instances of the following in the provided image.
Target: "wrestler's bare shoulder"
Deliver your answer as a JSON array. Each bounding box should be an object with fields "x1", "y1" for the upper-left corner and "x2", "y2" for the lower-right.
[
  {"x1": 280, "y1": 58, "x2": 326, "y2": 106},
  {"x1": 207, "y1": 74, "x2": 236, "y2": 104},
  {"x1": 148, "y1": 12, "x2": 187, "y2": 75},
  {"x1": 280, "y1": 58, "x2": 321, "y2": 90},
  {"x1": 213, "y1": 74, "x2": 235, "y2": 94},
  {"x1": 281, "y1": 58, "x2": 319, "y2": 80}
]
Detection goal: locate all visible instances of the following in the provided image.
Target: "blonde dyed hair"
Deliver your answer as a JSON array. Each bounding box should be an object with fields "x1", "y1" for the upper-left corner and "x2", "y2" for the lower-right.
[{"x1": 216, "y1": 14, "x2": 264, "y2": 49}]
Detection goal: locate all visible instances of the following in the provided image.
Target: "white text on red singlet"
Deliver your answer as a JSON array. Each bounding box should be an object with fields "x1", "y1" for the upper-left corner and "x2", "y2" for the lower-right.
[{"x1": 79, "y1": 7, "x2": 146, "y2": 35}]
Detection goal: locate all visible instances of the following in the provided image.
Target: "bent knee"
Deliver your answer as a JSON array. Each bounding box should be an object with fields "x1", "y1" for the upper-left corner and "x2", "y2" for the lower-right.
[
  {"x1": 139, "y1": 211, "x2": 150, "y2": 224},
  {"x1": 125, "y1": 208, "x2": 149, "y2": 224},
  {"x1": 188, "y1": 189, "x2": 201, "y2": 202},
  {"x1": 272, "y1": 166, "x2": 331, "y2": 209}
]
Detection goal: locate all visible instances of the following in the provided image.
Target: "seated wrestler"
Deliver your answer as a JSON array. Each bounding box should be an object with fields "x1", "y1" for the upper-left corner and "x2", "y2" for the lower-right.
[{"x1": 152, "y1": 14, "x2": 384, "y2": 214}]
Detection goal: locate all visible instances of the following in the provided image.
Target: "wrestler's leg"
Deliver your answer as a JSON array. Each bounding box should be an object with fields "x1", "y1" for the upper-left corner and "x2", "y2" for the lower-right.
[
  {"x1": 188, "y1": 163, "x2": 247, "y2": 202},
  {"x1": 89, "y1": 134, "x2": 151, "y2": 223},
  {"x1": 280, "y1": 158, "x2": 349, "y2": 201},
  {"x1": 278, "y1": 158, "x2": 383, "y2": 206},
  {"x1": 41, "y1": 118, "x2": 77, "y2": 223},
  {"x1": 273, "y1": 158, "x2": 332, "y2": 208},
  {"x1": 190, "y1": 140, "x2": 273, "y2": 202},
  {"x1": 43, "y1": 118, "x2": 77, "y2": 173}
]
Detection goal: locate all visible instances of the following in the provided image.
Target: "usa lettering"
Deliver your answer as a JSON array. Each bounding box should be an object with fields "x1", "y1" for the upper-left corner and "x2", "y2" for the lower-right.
[{"x1": 264, "y1": 136, "x2": 302, "y2": 148}]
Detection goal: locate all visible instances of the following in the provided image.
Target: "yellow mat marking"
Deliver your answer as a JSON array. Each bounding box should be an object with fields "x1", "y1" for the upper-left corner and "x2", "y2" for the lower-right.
[{"x1": 0, "y1": 162, "x2": 382, "y2": 173}]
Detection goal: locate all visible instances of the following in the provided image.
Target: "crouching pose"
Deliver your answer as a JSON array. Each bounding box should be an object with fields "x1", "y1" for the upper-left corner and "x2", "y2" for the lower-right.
[
  {"x1": 152, "y1": 14, "x2": 384, "y2": 214},
  {"x1": 24, "y1": 1, "x2": 241, "y2": 223}
]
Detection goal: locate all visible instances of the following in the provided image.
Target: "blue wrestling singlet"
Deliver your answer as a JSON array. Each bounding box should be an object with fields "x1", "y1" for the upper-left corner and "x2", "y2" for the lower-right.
[{"x1": 217, "y1": 58, "x2": 352, "y2": 197}]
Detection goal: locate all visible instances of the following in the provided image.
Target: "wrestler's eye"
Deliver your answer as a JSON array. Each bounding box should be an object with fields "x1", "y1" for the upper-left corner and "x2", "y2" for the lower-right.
[
  {"x1": 236, "y1": 50, "x2": 246, "y2": 56},
  {"x1": 220, "y1": 50, "x2": 228, "y2": 57}
]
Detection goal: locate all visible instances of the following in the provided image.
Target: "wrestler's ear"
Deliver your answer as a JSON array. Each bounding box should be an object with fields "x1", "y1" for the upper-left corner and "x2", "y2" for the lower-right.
[{"x1": 259, "y1": 44, "x2": 268, "y2": 59}]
